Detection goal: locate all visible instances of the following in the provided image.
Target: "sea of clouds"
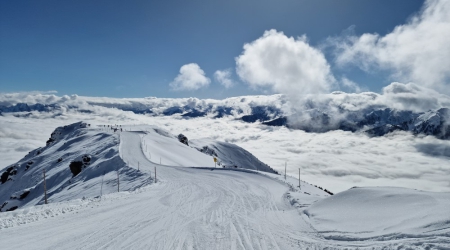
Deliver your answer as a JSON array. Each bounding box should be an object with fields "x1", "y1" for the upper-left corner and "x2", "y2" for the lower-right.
[{"x1": 0, "y1": 93, "x2": 449, "y2": 194}]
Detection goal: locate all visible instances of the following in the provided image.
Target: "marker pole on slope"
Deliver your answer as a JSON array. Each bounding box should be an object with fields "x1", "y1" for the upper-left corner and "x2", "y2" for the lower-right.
[
  {"x1": 285, "y1": 162, "x2": 287, "y2": 180},
  {"x1": 299, "y1": 168, "x2": 301, "y2": 190},
  {"x1": 117, "y1": 169, "x2": 120, "y2": 192},
  {"x1": 155, "y1": 166, "x2": 157, "y2": 183},
  {"x1": 43, "y1": 169, "x2": 48, "y2": 204},
  {"x1": 138, "y1": 161, "x2": 139, "y2": 171},
  {"x1": 100, "y1": 171, "x2": 105, "y2": 197}
]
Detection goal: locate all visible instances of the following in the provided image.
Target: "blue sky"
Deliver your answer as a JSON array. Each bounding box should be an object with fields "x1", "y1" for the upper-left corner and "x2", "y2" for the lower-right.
[{"x1": 0, "y1": 0, "x2": 427, "y2": 98}]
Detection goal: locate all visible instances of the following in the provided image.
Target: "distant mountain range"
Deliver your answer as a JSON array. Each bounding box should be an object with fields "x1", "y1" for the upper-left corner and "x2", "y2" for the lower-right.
[{"x1": 1, "y1": 94, "x2": 448, "y2": 139}]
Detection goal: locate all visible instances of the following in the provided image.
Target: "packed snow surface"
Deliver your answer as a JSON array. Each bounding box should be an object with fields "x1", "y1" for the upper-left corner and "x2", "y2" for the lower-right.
[
  {"x1": 0, "y1": 124, "x2": 449, "y2": 249},
  {"x1": 307, "y1": 187, "x2": 450, "y2": 242}
]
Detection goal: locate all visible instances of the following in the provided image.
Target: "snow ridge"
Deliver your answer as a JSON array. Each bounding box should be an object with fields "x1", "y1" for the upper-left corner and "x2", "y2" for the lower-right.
[{"x1": 0, "y1": 122, "x2": 150, "y2": 212}]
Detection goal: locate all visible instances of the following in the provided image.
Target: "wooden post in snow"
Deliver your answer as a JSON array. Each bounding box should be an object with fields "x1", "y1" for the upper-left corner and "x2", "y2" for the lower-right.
[
  {"x1": 284, "y1": 162, "x2": 287, "y2": 180},
  {"x1": 43, "y1": 169, "x2": 48, "y2": 204},
  {"x1": 155, "y1": 166, "x2": 157, "y2": 183},
  {"x1": 100, "y1": 171, "x2": 105, "y2": 197},
  {"x1": 138, "y1": 161, "x2": 139, "y2": 171},
  {"x1": 299, "y1": 168, "x2": 301, "y2": 190},
  {"x1": 117, "y1": 169, "x2": 120, "y2": 192}
]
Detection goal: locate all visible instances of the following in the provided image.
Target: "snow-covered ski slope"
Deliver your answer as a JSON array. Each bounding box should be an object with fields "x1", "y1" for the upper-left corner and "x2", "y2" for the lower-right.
[
  {"x1": 121, "y1": 127, "x2": 216, "y2": 168},
  {"x1": 307, "y1": 187, "x2": 450, "y2": 243},
  {"x1": 0, "y1": 122, "x2": 150, "y2": 212},
  {"x1": 0, "y1": 122, "x2": 280, "y2": 213},
  {"x1": 0, "y1": 124, "x2": 449, "y2": 249}
]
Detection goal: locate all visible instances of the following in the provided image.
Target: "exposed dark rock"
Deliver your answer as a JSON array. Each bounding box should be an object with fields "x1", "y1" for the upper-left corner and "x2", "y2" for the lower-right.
[
  {"x1": 241, "y1": 106, "x2": 281, "y2": 123},
  {"x1": 324, "y1": 189, "x2": 334, "y2": 195},
  {"x1": 69, "y1": 161, "x2": 83, "y2": 177},
  {"x1": 0, "y1": 202, "x2": 7, "y2": 211},
  {"x1": 163, "y1": 106, "x2": 184, "y2": 116},
  {"x1": 25, "y1": 161, "x2": 33, "y2": 171},
  {"x1": 365, "y1": 124, "x2": 406, "y2": 137},
  {"x1": 6, "y1": 206, "x2": 18, "y2": 212},
  {"x1": 242, "y1": 113, "x2": 270, "y2": 123},
  {"x1": 182, "y1": 109, "x2": 206, "y2": 118},
  {"x1": 82, "y1": 155, "x2": 91, "y2": 164},
  {"x1": 177, "y1": 134, "x2": 189, "y2": 146},
  {"x1": 263, "y1": 117, "x2": 288, "y2": 127},
  {"x1": 19, "y1": 190, "x2": 30, "y2": 200},
  {"x1": 1, "y1": 167, "x2": 15, "y2": 184},
  {"x1": 214, "y1": 107, "x2": 233, "y2": 118},
  {"x1": 199, "y1": 146, "x2": 218, "y2": 157},
  {"x1": 46, "y1": 137, "x2": 55, "y2": 145}
]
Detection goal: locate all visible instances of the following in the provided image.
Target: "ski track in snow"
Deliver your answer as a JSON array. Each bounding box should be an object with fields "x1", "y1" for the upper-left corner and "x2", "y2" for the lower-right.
[{"x1": 0, "y1": 130, "x2": 448, "y2": 249}]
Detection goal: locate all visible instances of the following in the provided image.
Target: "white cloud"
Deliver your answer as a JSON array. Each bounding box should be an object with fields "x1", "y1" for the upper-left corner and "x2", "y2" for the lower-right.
[
  {"x1": 214, "y1": 69, "x2": 235, "y2": 88},
  {"x1": 288, "y1": 82, "x2": 450, "y2": 121},
  {"x1": 333, "y1": 0, "x2": 450, "y2": 93},
  {"x1": 235, "y1": 29, "x2": 336, "y2": 97},
  {"x1": 170, "y1": 63, "x2": 210, "y2": 91},
  {"x1": 340, "y1": 77, "x2": 362, "y2": 93},
  {"x1": 379, "y1": 82, "x2": 450, "y2": 111}
]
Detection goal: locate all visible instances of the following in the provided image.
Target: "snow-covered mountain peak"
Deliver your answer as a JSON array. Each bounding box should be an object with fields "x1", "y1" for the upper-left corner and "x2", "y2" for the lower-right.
[{"x1": 0, "y1": 122, "x2": 149, "y2": 212}]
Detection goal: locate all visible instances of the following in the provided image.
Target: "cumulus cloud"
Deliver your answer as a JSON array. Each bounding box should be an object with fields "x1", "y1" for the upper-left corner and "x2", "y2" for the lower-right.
[
  {"x1": 170, "y1": 63, "x2": 211, "y2": 91},
  {"x1": 214, "y1": 69, "x2": 235, "y2": 88},
  {"x1": 284, "y1": 81, "x2": 450, "y2": 122},
  {"x1": 333, "y1": 0, "x2": 450, "y2": 93},
  {"x1": 236, "y1": 29, "x2": 336, "y2": 97},
  {"x1": 380, "y1": 82, "x2": 450, "y2": 111}
]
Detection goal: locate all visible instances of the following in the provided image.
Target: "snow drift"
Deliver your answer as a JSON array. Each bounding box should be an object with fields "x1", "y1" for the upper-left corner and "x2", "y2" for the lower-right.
[{"x1": 306, "y1": 187, "x2": 450, "y2": 241}]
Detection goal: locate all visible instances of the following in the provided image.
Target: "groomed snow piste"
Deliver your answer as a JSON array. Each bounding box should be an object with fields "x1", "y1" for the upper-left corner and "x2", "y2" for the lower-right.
[{"x1": 0, "y1": 123, "x2": 449, "y2": 249}]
